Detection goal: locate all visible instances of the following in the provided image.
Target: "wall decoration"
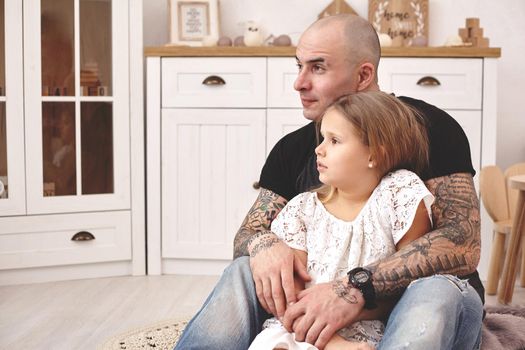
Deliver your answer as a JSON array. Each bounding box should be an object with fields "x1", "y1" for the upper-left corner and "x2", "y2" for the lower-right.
[
  {"x1": 169, "y1": 0, "x2": 219, "y2": 46},
  {"x1": 318, "y1": 0, "x2": 358, "y2": 19},
  {"x1": 368, "y1": 0, "x2": 428, "y2": 47}
]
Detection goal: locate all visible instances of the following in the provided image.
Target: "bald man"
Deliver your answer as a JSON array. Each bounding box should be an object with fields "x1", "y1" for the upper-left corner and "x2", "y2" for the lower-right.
[{"x1": 175, "y1": 14, "x2": 483, "y2": 350}]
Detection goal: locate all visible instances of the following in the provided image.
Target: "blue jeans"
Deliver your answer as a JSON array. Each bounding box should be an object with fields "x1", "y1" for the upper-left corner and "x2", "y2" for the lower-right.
[
  {"x1": 175, "y1": 258, "x2": 483, "y2": 350},
  {"x1": 175, "y1": 257, "x2": 271, "y2": 349},
  {"x1": 378, "y1": 274, "x2": 483, "y2": 350}
]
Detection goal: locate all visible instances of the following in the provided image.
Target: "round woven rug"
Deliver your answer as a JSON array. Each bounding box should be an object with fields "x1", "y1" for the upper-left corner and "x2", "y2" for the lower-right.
[{"x1": 98, "y1": 317, "x2": 190, "y2": 350}]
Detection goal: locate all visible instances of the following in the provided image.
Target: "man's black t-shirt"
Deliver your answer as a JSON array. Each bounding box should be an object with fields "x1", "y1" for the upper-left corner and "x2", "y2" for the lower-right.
[{"x1": 258, "y1": 96, "x2": 484, "y2": 303}]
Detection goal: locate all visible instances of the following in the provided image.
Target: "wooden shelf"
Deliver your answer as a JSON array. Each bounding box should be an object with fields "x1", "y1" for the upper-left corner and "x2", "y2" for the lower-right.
[{"x1": 145, "y1": 45, "x2": 501, "y2": 58}]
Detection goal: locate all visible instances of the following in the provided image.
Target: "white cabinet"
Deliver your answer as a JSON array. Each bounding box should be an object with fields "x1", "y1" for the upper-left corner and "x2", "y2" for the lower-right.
[
  {"x1": 161, "y1": 109, "x2": 265, "y2": 263},
  {"x1": 148, "y1": 57, "x2": 267, "y2": 274},
  {"x1": 146, "y1": 51, "x2": 498, "y2": 278},
  {"x1": 0, "y1": 0, "x2": 145, "y2": 285},
  {"x1": 0, "y1": 0, "x2": 25, "y2": 216}
]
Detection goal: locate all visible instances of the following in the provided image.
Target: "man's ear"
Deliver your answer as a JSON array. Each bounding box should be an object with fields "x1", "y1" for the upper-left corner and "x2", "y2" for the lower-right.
[{"x1": 356, "y1": 62, "x2": 376, "y2": 91}]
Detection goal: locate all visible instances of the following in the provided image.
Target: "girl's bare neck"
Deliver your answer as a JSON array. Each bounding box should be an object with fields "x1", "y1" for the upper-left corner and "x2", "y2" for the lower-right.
[{"x1": 323, "y1": 188, "x2": 372, "y2": 222}]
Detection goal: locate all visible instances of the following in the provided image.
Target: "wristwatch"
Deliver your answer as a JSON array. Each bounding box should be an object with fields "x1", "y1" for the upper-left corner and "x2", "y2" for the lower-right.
[{"x1": 347, "y1": 267, "x2": 377, "y2": 310}]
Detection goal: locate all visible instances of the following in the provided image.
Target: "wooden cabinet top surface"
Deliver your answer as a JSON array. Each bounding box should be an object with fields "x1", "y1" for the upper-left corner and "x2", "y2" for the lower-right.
[{"x1": 145, "y1": 46, "x2": 501, "y2": 58}]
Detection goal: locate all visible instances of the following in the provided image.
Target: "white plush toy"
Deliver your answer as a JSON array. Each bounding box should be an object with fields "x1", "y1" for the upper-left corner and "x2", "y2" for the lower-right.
[
  {"x1": 243, "y1": 21, "x2": 264, "y2": 46},
  {"x1": 378, "y1": 33, "x2": 392, "y2": 47},
  {"x1": 444, "y1": 34, "x2": 464, "y2": 47}
]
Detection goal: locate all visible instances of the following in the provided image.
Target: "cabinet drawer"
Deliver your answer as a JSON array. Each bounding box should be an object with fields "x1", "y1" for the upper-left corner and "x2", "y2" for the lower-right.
[
  {"x1": 378, "y1": 58, "x2": 482, "y2": 110},
  {"x1": 268, "y1": 58, "x2": 301, "y2": 108},
  {"x1": 161, "y1": 57, "x2": 266, "y2": 108},
  {"x1": 0, "y1": 211, "x2": 131, "y2": 269}
]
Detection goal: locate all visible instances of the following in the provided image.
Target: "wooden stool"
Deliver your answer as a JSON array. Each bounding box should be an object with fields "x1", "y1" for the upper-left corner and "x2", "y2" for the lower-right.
[
  {"x1": 498, "y1": 175, "x2": 525, "y2": 304},
  {"x1": 480, "y1": 163, "x2": 525, "y2": 295},
  {"x1": 480, "y1": 166, "x2": 512, "y2": 294},
  {"x1": 505, "y1": 163, "x2": 525, "y2": 288}
]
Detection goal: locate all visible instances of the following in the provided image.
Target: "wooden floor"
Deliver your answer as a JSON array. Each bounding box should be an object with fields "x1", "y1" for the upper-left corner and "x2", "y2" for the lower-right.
[{"x1": 0, "y1": 275, "x2": 524, "y2": 350}]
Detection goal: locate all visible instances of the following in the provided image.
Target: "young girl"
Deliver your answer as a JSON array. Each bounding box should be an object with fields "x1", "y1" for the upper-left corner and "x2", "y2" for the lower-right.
[{"x1": 248, "y1": 91, "x2": 434, "y2": 350}]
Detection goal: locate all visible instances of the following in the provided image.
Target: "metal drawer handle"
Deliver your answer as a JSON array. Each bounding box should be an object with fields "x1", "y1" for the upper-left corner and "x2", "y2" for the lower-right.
[
  {"x1": 416, "y1": 76, "x2": 441, "y2": 86},
  {"x1": 202, "y1": 75, "x2": 226, "y2": 86},
  {"x1": 252, "y1": 181, "x2": 260, "y2": 190},
  {"x1": 71, "y1": 231, "x2": 95, "y2": 241}
]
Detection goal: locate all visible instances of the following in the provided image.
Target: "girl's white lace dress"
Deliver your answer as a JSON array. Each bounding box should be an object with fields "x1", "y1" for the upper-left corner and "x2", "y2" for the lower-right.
[{"x1": 248, "y1": 169, "x2": 434, "y2": 350}]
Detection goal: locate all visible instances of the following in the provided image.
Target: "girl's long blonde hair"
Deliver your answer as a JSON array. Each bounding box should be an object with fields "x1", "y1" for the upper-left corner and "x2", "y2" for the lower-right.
[{"x1": 316, "y1": 91, "x2": 429, "y2": 202}]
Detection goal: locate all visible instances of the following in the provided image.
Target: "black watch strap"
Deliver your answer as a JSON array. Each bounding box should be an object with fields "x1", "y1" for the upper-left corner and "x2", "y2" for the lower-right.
[{"x1": 347, "y1": 267, "x2": 377, "y2": 310}]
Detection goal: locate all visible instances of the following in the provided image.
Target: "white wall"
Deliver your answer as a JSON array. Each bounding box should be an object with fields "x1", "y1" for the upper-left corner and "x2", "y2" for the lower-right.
[{"x1": 143, "y1": 0, "x2": 525, "y2": 279}]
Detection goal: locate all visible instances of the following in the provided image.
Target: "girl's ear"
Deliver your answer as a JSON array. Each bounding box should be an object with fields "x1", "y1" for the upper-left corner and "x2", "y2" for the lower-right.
[
  {"x1": 368, "y1": 145, "x2": 386, "y2": 169},
  {"x1": 368, "y1": 153, "x2": 376, "y2": 168},
  {"x1": 356, "y1": 62, "x2": 376, "y2": 92}
]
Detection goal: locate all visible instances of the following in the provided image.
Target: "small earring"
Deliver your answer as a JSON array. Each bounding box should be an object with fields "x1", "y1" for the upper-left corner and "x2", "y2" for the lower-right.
[{"x1": 368, "y1": 162, "x2": 374, "y2": 168}]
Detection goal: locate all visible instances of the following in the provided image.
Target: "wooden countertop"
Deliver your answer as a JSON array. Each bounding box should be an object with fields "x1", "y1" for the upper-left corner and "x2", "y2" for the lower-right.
[{"x1": 145, "y1": 45, "x2": 501, "y2": 58}]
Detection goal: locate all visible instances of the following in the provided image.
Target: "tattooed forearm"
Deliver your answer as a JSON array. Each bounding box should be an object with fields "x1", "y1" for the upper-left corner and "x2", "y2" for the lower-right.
[
  {"x1": 249, "y1": 234, "x2": 281, "y2": 258},
  {"x1": 332, "y1": 280, "x2": 358, "y2": 304},
  {"x1": 366, "y1": 173, "x2": 481, "y2": 298},
  {"x1": 233, "y1": 188, "x2": 287, "y2": 258}
]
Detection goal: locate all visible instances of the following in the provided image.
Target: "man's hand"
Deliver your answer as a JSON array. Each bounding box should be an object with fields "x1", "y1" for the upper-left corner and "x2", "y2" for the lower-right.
[
  {"x1": 282, "y1": 279, "x2": 365, "y2": 349},
  {"x1": 249, "y1": 233, "x2": 310, "y2": 318}
]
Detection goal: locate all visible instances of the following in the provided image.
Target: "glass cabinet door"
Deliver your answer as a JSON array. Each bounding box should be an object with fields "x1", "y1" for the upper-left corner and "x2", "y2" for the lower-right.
[
  {"x1": 24, "y1": 0, "x2": 130, "y2": 214},
  {"x1": 0, "y1": 0, "x2": 25, "y2": 216}
]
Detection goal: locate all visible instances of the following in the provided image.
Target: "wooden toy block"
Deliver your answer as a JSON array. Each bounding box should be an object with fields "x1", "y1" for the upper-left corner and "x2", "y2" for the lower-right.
[
  {"x1": 470, "y1": 36, "x2": 489, "y2": 48},
  {"x1": 457, "y1": 17, "x2": 490, "y2": 47},
  {"x1": 470, "y1": 27, "x2": 484, "y2": 38},
  {"x1": 458, "y1": 28, "x2": 469, "y2": 41},
  {"x1": 466, "y1": 17, "x2": 480, "y2": 28}
]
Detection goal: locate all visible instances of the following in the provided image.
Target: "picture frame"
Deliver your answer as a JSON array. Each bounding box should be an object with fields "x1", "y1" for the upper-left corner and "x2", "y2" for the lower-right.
[
  {"x1": 169, "y1": 0, "x2": 220, "y2": 46},
  {"x1": 368, "y1": 0, "x2": 428, "y2": 47}
]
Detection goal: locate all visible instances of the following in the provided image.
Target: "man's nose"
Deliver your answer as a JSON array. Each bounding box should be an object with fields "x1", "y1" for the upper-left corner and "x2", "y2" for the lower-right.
[{"x1": 294, "y1": 70, "x2": 310, "y2": 91}]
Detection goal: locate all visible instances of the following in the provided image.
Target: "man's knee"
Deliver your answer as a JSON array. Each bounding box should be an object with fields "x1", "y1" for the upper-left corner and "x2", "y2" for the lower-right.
[
  {"x1": 381, "y1": 275, "x2": 483, "y2": 349},
  {"x1": 406, "y1": 275, "x2": 473, "y2": 302},
  {"x1": 409, "y1": 274, "x2": 468, "y2": 289},
  {"x1": 225, "y1": 256, "x2": 252, "y2": 280}
]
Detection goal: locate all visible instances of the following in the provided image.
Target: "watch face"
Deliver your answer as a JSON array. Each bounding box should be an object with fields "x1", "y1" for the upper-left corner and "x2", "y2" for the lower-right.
[{"x1": 354, "y1": 270, "x2": 369, "y2": 284}]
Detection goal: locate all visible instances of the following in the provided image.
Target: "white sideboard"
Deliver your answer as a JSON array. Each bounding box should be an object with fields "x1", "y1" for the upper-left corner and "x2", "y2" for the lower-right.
[{"x1": 145, "y1": 47, "x2": 500, "y2": 278}]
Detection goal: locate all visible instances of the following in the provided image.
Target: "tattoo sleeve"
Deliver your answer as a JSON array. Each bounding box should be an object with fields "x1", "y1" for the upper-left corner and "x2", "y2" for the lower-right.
[
  {"x1": 366, "y1": 173, "x2": 481, "y2": 298},
  {"x1": 233, "y1": 188, "x2": 287, "y2": 258},
  {"x1": 332, "y1": 279, "x2": 358, "y2": 304}
]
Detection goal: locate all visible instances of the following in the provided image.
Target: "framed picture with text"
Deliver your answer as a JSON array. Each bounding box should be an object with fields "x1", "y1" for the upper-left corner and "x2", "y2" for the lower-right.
[
  {"x1": 368, "y1": 0, "x2": 428, "y2": 47},
  {"x1": 169, "y1": 0, "x2": 220, "y2": 46}
]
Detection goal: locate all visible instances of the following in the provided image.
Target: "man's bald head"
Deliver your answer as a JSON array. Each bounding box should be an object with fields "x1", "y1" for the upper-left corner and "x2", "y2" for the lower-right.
[{"x1": 305, "y1": 14, "x2": 381, "y2": 73}]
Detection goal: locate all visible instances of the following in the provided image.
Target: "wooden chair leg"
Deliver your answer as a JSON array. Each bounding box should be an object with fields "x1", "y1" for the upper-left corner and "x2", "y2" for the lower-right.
[
  {"x1": 520, "y1": 239, "x2": 525, "y2": 287},
  {"x1": 486, "y1": 230, "x2": 506, "y2": 295}
]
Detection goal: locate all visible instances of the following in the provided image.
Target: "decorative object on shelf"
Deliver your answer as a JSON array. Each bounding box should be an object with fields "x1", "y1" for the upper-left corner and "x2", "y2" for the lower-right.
[
  {"x1": 202, "y1": 35, "x2": 219, "y2": 47},
  {"x1": 458, "y1": 17, "x2": 490, "y2": 48},
  {"x1": 318, "y1": 0, "x2": 358, "y2": 18},
  {"x1": 411, "y1": 35, "x2": 427, "y2": 47},
  {"x1": 378, "y1": 32, "x2": 393, "y2": 47},
  {"x1": 217, "y1": 36, "x2": 232, "y2": 46},
  {"x1": 169, "y1": 0, "x2": 220, "y2": 46},
  {"x1": 43, "y1": 182, "x2": 55, "y2": 197},
  {"x1": 80, "y1": 62, "x2": 107, "y2": 96},
  {"x1": 369, "y1": 0, "x2": 428, "y2": 47},
  {"x1": 444, "y1": 34, "x2": 464, "y2": 47},
  {"x1": 273, "y1": 34, "x2": 292, "y2": 47},
  {"x1": 243, "y1": 21, "x2": 264, "y2": 47},
  {"x1": 233, "y1": 35, "x2": 245, "y2": 46}
]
